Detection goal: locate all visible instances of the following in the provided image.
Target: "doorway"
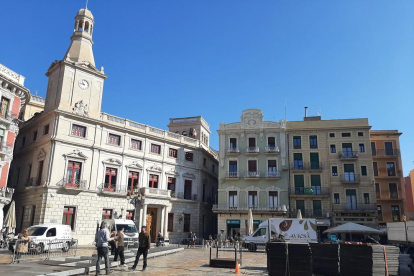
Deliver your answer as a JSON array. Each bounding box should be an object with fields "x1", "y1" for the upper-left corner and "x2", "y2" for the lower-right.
[{"x1": 147, "y1": 208, "x2": 158, "y2": 242}]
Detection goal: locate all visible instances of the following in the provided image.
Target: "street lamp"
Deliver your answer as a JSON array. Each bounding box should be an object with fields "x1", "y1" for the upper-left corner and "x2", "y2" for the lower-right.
[
  {"x1": 178, "y1": 212, "x2": 185, "y2": 224},
  {"x1": 127, "y1": 187, "x2": 145, "y2": 206}
]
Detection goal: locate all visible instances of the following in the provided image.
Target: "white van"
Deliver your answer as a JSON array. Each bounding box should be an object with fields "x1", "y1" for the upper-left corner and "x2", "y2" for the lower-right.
[
  {"x1": 101, "y1": 219, "x2": 139, "y2": 247},
  {"x1": 243, "y1": 218, "x2": 318, "y2": 251},
  {"x1": 10, "y1": 224, "x2": 74, "y2": 253}
]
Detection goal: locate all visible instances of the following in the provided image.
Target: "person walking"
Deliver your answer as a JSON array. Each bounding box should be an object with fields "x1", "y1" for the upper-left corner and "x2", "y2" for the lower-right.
[
  {"x1": 95, "y1": 222, "x2": 116, "y2": 275},
  {"x1": 15, "y1": 229, "x2": 31, "y2": 263},
  {"x1": 114, "y1": 227, "x2": 126, "y2": 267},
  {"x1": 129, "y1": 226, "x2": 150, "y2": 271},
  {"x1": 187, "y1": 231, "x2": 193, "y2": 248}
]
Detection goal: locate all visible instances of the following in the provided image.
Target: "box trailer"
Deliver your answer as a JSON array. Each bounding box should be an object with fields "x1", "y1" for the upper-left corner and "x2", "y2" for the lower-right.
[{"x1": 387, "y1": 221, "x2": 414, "y2": 254}]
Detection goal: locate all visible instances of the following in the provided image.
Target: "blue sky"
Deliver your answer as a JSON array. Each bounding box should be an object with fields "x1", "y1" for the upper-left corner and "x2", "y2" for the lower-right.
[{"x1": 1, "y1": 1, "x2": 413, "y2": 174}]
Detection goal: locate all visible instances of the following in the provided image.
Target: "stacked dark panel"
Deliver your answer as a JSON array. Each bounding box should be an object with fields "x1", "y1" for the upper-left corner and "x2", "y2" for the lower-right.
[
  {"x1": 267, "y1": 242, "x2": 312, "y2": 276},
  {"x1": 371, "y1": 245, "x2": 400, "y2": 276},
  {"x1": 340, "y1": 244, "x2": 374, "y2": 276},
  {"x1": 310, "y1": 243, "x2": 339, "y2": 276}
]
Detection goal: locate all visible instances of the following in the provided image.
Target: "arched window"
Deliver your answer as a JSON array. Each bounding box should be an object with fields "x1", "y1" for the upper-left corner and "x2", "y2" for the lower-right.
[
  {"x1": 84, "y1": 22, "x2": 90, "y2": 33},
  {"x1": 78, "y1": 20, "x2": 84, "y2": 31}
]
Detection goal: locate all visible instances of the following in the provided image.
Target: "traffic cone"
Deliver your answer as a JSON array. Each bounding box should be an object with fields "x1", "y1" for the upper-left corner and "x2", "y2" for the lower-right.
[{"x1": 235, "y1": 261, "x2": 240, "y2": 274}]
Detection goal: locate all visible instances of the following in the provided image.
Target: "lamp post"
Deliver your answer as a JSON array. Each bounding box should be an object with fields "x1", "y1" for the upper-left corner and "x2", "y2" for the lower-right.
[{"x1": 127, "y1": 188, "x2": 145, "y2": 223}]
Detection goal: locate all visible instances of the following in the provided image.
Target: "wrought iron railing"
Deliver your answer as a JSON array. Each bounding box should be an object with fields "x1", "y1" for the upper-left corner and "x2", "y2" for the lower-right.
[
  {"x1": 340, "y1": 174, "x2": 361, "y2": 183},
  {"x1": 56, "y1": 178, "x2": 87, "y2": 189},
  {"x1": 372, "y1": 149, "x2": 400, "y2": 157},
  {"x1": 246, "y1": 147, "x2": 259, "y2": 154},
  {"x1": 26, "y1": 177, "x2": 41, "y2": 187},
  {"x1": 98, "y1": 183, "x2": 127, "y2": 194},
  {"x1": 226, "y1": 171, "x2": 240, "y2": 178},
  {"x1": 213, "y1": 204, "x2": 287, "y2": 212},
  {"x1": 141, "y1": 187, "x2": 171, "y2": 197},
  {"x1": 332, "y1": 203, "x2": 377, "y2": 211},
  {"x1": 290, "y1": 187, "x2": 330, "y2": 195},
  {"x1": 291, "y1": 162, "x2": 307, "y2": 170},
  {"x1": 265, "y1": 171, "x2": 281, "y2": 178},
  {"x1": 244, "y1": 171, "x2": 261, "y2": 178},
  {"x1": 309, "y1": 162, "x2": 322, "y2": 170},
  {"x1": 265, "y1": 146, "x2": 280, "y2": 153},
  {"x1": 290, "y1": 208, "x2": 329, "y2": 218},
  {"x1": 226, "y1": 147, "x2": 240, "y2": 154},
  {"x1": 339, "y1": 151, "x2": 359, "y2": 159}
]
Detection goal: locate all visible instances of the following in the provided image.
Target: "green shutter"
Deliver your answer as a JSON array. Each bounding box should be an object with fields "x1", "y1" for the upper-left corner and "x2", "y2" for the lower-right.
[
  {"x1": 310, "y1": 175, "x2": 321, "y2": 186},
  {"x1": 294, "y1": 175, "x2": 304, "y2": 188}
]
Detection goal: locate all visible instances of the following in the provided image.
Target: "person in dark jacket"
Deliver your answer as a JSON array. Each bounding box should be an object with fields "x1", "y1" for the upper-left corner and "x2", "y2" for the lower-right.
[
  {"x1": 114, "y1": 228, "x2": 126, "y2": 267},
  {"x1": 129, "y1": 226, "x2": 150, "y2": 271}
]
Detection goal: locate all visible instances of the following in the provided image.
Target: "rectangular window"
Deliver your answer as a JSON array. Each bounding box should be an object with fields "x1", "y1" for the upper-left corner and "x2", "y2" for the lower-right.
[
  {"x1": 389, "y1": 183, "x2": 398, "y2": 199},
  {"x1": 378, "y1": 206, "x2": 383, "y2": 221},
  {"x1": 294, "y1": 175, "x2": 304, "y2": 194},
  {"x1": 332, "y1": 166, "x2": 338, "y2": 176},
  {"x1": 184, "y1": 180, "x2": 192, "y2": 200},
  {"x1": 128, "y1": 171, "x2": 139, "y2": 192},
  {"x1": 102, "y1": 209, "x2": 113, "y2": 220},
  {"x1": 344, "y1": 164, "x2": 355, "y2": 182},
  {"x1": 391, "y1": 205, "x2": 400, "y2": 221},
  {"x1": 168, "y1": 213, "x2": 174, "y2": 232},
  {"x1": 149, "y1": 174, "x2": 159, "y2": 188},
  {"x1": 248, "y1": 160, "x2": 257, "y2": 172},
  {"x1": 334, "y1": 193, "x2": 340, "y2": 204},
  {"x1": 329, "y1": 133, "x2": 335, "y2": 138},
  {"x1": 151, "y1": 144, "x2": 161, "y2": 154},
  {"x1": 212, "y1": 164, "x2": 215, "y2": 173},
  {"x1": 385, "y1": 142, "x2": 394, "y2": 156},
  {"x1": 248, "y1": 191, "x2": 258, "y2": 208},
  {"x1": 330, "y1": 144, "x2": 336, "y2": 153},
  {"x1": 66, "y1": 161, "x2": 82, "y2": 186},
  {"x1": 33, "y1": 131, "x2": 38, "y2": 141},
  {"x1": 44, "y1": 124, "x2": 49, "y2": 135},
  {"x1": 364, "y1": 193, "x2": 370, "y2": 204},
  {"x1": 342, "y1": 143, "x2": 353, "y2": 157},
  {"x1": 185, "y1": 152, "x2": 194, "y2": 162},
  {"x1": 62, "y1": 206, "x2": 76, "y2": 230},
  {"x1": 169, "y1": 148, "x2": 178, "y2": 158},
  {"x1": 184, "y1": 214, "x2": 191, "y2": 232},
  {"x1": 311, "y1": 175, "x2": 321, "y2": 195},
  {"x1": 371, "y1": 142, "x2": 377, "y2": 156},
  {"x1": 268, "y1": 160, "x2": 277, "y2": 174},
  {"x1": 268, "y1": 137, "x2": 276, "y2": 147},
  {"x1": 0, "y1": 97, "x2": 10, "y2": 117},
  {"x1": 37, "y1": 160, "x2": 44, "y2": 186},
  {"x1": 71, "y1": 124, "x2": 86, "y2": 137},
  {"x1": 248, "y1": 137, "x2": 256, "y2": 148},
  {"x1": 104, "y1": 167, "x2": 118, "y2": 190},
  {"x1": 358, "y1": 132, "x2": 364, "y2": 137},
  {"x1": 269, "y1": 191, "x2": 278, "y2": 208},
  {"x1": 168, "y1": 177, "x2": 176, "y2": 191},
  {"x1": 293, "y1": 153, "x2": 303, "y2": 169},
  {"x1": 293, "y1": 136, "x2": 301, "y2": 149},
  {"x1": 387, "y1": 162, "x2": 396, "y2": 176},
  {"x1": 229, "y1": 138, "x2": 237, "y2": 149},
  {"x1": 229, "y1": 161, "x2": 238, "y2": 174},
  {"x1": 359, "y1": 143, "x2": 365, "y2": 153},
  {"x1": 126, "y1": 210, "x2": 135, "y2": 220},
  {"x1": 375, "y1": 183, "x2": 380, "y2": 198},
  {"x1": 22, "y1": 136, "x2": 26, "y2": 147},
  {"x1": 108, "y1": 134, "x2": 121, "y2": 146},
  {"x1": 373, "y1": 162, "x2": 378, "y2": 176},
  {"x1": 346, "y1": 190, "x2": 357, "y2": 210},
  {"x1": 341, "y1": 133, "x2": 351, "y2": 137},
  {"x1": 310, "y1": 153, "x2": 320, "y2": 170},
  {"x1": 313, "y1": 200, "x2": 322, "y2": 217},
  {"x1": 309, "y1": 136, "x2": 318, "y2": 149},
  {"x1": 361, "y1": 166, "x2": 367, "y2": 176},
  {"x1": 130, "y1": 139, "x2": 142, "y2": 150},
  {"x1": 203, "y1": 158, "x2": 206, "y2": 166},
  {"x1": 296, "y1": 200, "x2": 305, "y2": 216},
  {"x1": 229, "y1": 191, "x2": 238, "y2": 208}
]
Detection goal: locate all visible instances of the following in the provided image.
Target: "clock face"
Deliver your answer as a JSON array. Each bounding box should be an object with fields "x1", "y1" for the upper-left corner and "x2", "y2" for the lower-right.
[{"x1": 78, "y1": 79, "x2": 89, "y2": 90}]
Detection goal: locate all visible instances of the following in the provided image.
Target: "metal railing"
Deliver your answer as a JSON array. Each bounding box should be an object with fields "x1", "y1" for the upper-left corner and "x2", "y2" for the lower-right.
[
  {"x1": 339, "y1": 151, "x2": 359, "y2": 159},
  {"x1": 340, "y1": 174, "x2": 361, "y2": 183},
  {"x1": 309, "y1": 162, "x2": 322, "y2": 170},
  {"x1": 265, "y1": 146, "x2": 280, "y2": 153},
  {"x1": 170, "y1": 191, "x2": 198, "y2": 201},
  {"x1": 226, "y1": 147, "x2": 240, "y2": 154},
  {"x1": 25, "y1": 177, "x2": 41, "y2": 187},
  {"x1": 226, "y1": 171, "x2": 240, "y2": 178},
  {"x1": 372, "y1": 149, "x2": 400, "y2": 157},
  {"x1": 290, "y1": 187, "x2": 330, "y2": 195},
  {"x1": 56, "y1": 178, "x2": 87, "y2": 189},
  {"x1": 291, "y1": 162, "x2": 307, "y2": 170},
  {"x1": 244, "y1": 171, "x2": 261, "y2": 179},
  {"x1": 141, "y1": 187, "x2": 171, "y2": 197},
  {"x1": 290, "y1": 208, "x2": 330, "y2": 218},
  {"x1": 332, "y1": 203, "x2": 377, "y2": 211},
  {"x1": 11, "y1": 238, "x2": 78, "y2": 263},
  {"x1": 98, "y1": 183, "x2": 127, "y2": 194},
  {"x1": 265, "y1": 171, "x2": 281, "y2": 178},
  {"x1": 212, "y1": 204, "x2": 287, "y2": 212},
  {"x1": 245, "y1": 147, "x2": 259, "y2": 154}
]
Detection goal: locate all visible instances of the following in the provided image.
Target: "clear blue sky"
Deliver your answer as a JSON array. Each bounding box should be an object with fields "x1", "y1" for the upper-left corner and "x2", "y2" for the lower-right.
[{"x1": 1, "y1": 1, "x2": 413, "y2": 174}]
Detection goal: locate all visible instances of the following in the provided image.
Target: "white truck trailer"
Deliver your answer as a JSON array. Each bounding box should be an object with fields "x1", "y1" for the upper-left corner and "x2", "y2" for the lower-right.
[{"x1": 387, "y1": 221, "x2": 414, "y2": 254}]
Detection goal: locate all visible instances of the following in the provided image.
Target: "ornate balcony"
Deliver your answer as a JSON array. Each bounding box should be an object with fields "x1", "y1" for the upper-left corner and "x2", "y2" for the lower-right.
[
  {"x1": 0, "y1": 111, "x2": 19, "y2": 124},
  {"x1": 340, "y1": 174, "x2": 361, "y2": 183},
  {"x1": 212, "y1": 204, "x2": 287, "y2": 214},
  {"x1": 265, "y1": 146, "x2": 280, "y2": 154},
  {"x1": 57, "y1": 178, "x2": 87, "y2": 191},
  {"x1": 339, "y1": 151, "x2": 358, "y2": 160},
  {"x1": 244, "y1": 171, "x2": 261, "y2": 180},
  {"x1": 226, "y1": 147, "x2": 240, "y2": 155},
  {"x1": 289, "y1": 187, "x2": 330, "y2": 196},
  {"x1": 265, "y1": 171, "x2": 281, "y2": 180},
  {"x1": 26, "y1": 177, "x2": 42, "y2": 188},
  {"x1": 245, "y1": 147, "x2": 259, "y2": 155},
  {"x1": 98, "y1": 183, "x2": 127, "y2": 196},
  {"x1": 225, "y1": 171, "x2": 240, "y2": 180},
  {"x1": 141, "y1": 187, "x2": 171, "y2": 198}
]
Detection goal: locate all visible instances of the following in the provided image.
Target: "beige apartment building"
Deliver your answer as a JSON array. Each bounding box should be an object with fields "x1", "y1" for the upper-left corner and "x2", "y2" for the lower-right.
[
  {"x1": 287, "y1": 115, "x2": 377, "y2": 239},
  {"x1": 370, "y1": 130, "x2": 405, "y2": 228},
  {"x1": 19, "y1": 94, "x2": 45, "y2": 121}
]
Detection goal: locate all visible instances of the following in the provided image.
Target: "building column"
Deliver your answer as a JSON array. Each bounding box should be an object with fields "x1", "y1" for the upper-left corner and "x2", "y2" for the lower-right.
[
  {"x1": 160, "y1": 207, "x2": 165, "y2": 235},
  {"x1": 82, "y1": 21, "x2": 85, "y2": 31},
  {"x1": 138, "y1": 206, "x2": 143, "y2": 230},
  {"x1": 163, "y1": 207, "x2": 168, "y2": 237},
  {"x1": 141, "y1": 204, "x2": 148, "y2": 228},
  {"x1": 0, "y1": 203, "x2": 4, "y2": 231}
]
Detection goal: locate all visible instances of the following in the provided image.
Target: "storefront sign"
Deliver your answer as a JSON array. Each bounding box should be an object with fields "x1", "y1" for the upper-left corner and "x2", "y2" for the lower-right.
[
  {"x1": 245, "y1": 220, "x2": 261, "y2": 225},
  {"x1": 227, "y1": 220, "x2": 241, "y2": 225}
]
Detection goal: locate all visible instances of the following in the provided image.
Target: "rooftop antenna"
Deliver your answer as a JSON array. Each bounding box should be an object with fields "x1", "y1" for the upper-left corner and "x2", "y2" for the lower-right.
[
  {"x1": 85, "y1": 0, "x2": 89, "y2": 9},
  {"x1": 317, "y1": 107, "x2": 321, "y2": 116},
  {"x1": 35, "y1": 90, "x2": 38, "y2": 96}
]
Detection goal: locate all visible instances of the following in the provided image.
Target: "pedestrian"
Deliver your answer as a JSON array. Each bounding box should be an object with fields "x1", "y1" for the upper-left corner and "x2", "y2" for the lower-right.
[
  {"x1": 109, "y1": 230, "x2": 117, "y2": 255},
  {"x1": 95, "y1": 222, "x2": 116, "y2": 275},
  {"x1": 192, "y1": 232, "x2": 197, "y2": 247},
  {"x1": 114, "y1": 227, "x2": 126, "y2": 267},
  {"x1": 15, "y1": 229, "x2": 31, "y2": 263},
  {"x1": 129, "y1": 226, "x2": 150, "y2": 271},
  {"x1": 187, "y1": 231, "x2": 193, "y2": 248}
]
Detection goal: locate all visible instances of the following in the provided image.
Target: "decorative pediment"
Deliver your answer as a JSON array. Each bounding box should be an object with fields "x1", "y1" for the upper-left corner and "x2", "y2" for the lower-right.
[
  {"x1": 265, "y1": 186, "x2": 281, "y2": 192},
  {"x1": 126, "y1": 161, "x2": 143, "y2": 169},
  {"x1": 147, "y1": 164, "x2": 162, "y2": 172},
  {"x1": 246, "y1": 185, "x2": 261, "y2": 192},
  {"x1": 165, "y1": 168, "x2": 180, "y2": 176},
  {"x1": 37, "y1": 148, "x2": 47, "y2": 160},
  {"x1": 182, "y1": 172, "x2": 196, "y2": 179},
  {"x1": 103, "y1": 158, "x2": 122, "y2": 166},
  {"x1": 225, "y1": 185, "x2": 240, "y2": 192},
  {"x1": 63, "y1": 149, "x2": 88, "y2": 160}
]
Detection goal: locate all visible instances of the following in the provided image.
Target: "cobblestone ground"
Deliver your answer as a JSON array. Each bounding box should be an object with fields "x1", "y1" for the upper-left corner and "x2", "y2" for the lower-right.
[
  {"x1": 110, "y1": 249, "x2": 267, "y2": 276},
  {"x1": 0, "y1": 248, "x2": 97, "y2": 264}
]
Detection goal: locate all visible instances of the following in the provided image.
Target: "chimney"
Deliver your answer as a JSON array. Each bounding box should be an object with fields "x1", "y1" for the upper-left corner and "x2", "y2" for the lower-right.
[{"x1": 305, "y1": 107, "x2": 308, "y2": 118}]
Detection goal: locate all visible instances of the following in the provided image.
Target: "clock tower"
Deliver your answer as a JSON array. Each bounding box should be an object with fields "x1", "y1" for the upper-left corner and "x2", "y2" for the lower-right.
[{"x1": 43, "y1": 7, "x2": 107, "y2": 119}]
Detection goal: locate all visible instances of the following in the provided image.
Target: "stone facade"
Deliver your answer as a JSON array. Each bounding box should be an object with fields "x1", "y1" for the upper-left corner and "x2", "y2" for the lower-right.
[{"x1": 9, "y1": 8, "x2": 218, "y2": 245}]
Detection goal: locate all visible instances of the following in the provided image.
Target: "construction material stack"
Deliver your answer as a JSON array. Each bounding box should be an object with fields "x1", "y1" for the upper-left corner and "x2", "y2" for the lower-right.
[
  {"x1": 379, "y1": 245, "x2": 400, "y2": 275},
  {"x1": 340, "y1": 244, "x2": 374, "y2": 276},
  {"x1": 266, "y1": 242, "x2": 312, "y2": 276},
  {"x1": 310, "y1": 243, "x2": 339, "y2": 276}
]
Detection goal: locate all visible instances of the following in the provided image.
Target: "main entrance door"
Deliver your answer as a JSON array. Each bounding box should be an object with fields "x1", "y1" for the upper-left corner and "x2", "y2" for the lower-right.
[{"x1": 147, "y1": 208, "x2": 158, "y2": 242}]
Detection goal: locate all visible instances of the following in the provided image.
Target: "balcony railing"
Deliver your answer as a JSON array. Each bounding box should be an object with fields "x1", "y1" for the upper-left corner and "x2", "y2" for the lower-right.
[
  {"x1": 244, "y1": 171, "x2": 261, "y2": 179},
  {"x1": 141, "y1": 187, "x2": 171, "y2": 197},
  {"x1": 332, "y1": 203, "x2": 377, "y2": 211},
  {"x1": 265, "y1": 171, "x2": 281, "y2": 179},
  {"x1": 290, "y1": 187, "x2": 330, "y2": 196},
  {"x1": 265, "y1": 146, "x2": 280, "y2": 154},
  {"x1": 213, "y1": 204, "x2": 287, "y2": 213},
  {"x1": 291, "y1": 162, "x2": 307, "y2": 171},
  {"x1": 390, "y1": 192, "x2": 399, "y2": 199},
  {"x1": 226, "y1": 171, "x2": 240, "y2": 179},
  {"x1": 0, "y1": 187, "x2": 14, "y2": 200},
  {"x1": 98, "y1": 183, "x2": 127, "y2": 195},
  {"x1": 290, "y1": 208, "x2": 329, "y2": 218},
  {"x1": 170, "y1": 191, "x2": 198, "y2": 201},
  {"x1": 57, "y1": 178, "x2": 87, "y2": 190},
  {"x1": 340, "y1": 174, "x2": 361, "y2": 183},
  {"x1": 339, "y1": 151, "x2": 359, "y2": 159},
  {"x1": 372, "y1": 149, "x2": 400, "y2": 157},
  {"x1": 309, "y1": 162, "x2": 322, "y2": 171},
  {"x1": 226, "y1": 147, "x2": 240, "y2": 154},
  {"x1": 246, "y1": 147, "x2": 259, "y2": 154},
  {"x1": 26, "y1": 177, "x2": 42, "y2": 187},
  {"x1": 0, "y1": 111, "x2": 19, "y2": 123}
]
